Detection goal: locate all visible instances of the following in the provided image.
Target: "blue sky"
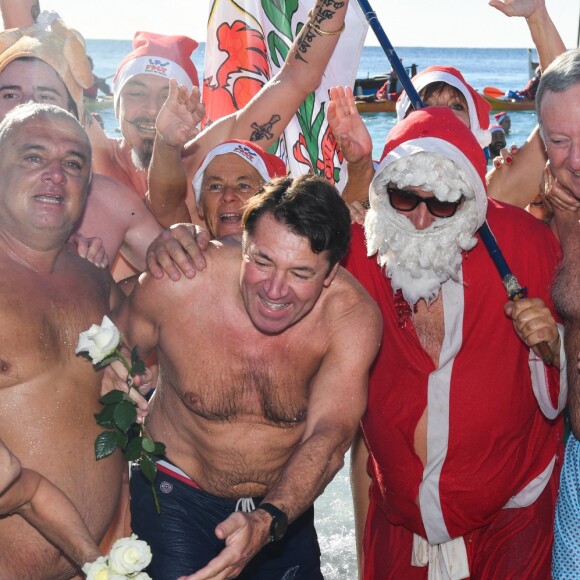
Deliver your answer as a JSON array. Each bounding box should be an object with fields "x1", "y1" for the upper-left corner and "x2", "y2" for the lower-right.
[{"x1": 19, "y1": 0, "x2": 580, "y2": 48}]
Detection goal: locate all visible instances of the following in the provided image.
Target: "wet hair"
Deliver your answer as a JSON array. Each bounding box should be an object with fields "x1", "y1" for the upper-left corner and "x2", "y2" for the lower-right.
[
  {"x1": 419, "y1": 81, "x2": 468, "y2": 109},
  {"x1": 0, "y1": 103, "x2": 89, "y2": 153},
  {"x1": 12, "y1": 57, "x2": 79, "y2": 119},
  {"x1": 536, "y1": 49, "x2": 580, "y2": 138},
  {"x1": 242, "y1": 174, "x2": 351, "y2": 272}
]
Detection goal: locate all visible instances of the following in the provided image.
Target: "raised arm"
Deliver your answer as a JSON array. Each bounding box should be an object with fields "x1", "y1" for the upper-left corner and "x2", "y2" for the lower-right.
[
  {"x1": 147, "y1": 80, "x2": 204, "y2": 227},
  {"x1": 328, "y1": 86, "x2": 375, "y2": 204},
  {"x1": 0, "y1": 0, "x2": 38, "y2": 28},
  {"x1": 0, "y1": 441, "x2": 101, "y2": 570},
  {"x1": 186, "y1": 0, "x2": 351, "y2": 168},
  {"x1": 486, "y1": 0, "x2": 566, "y2": 206}
]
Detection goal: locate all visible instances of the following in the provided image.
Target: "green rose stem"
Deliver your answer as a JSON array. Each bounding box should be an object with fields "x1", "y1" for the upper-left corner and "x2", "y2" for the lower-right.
[
  {"x1": 93, "y1": 346, "x2": 165, "y2": 514},
  {"x1": 114, "y1": 350, "x2": 162, "y2": 514}
]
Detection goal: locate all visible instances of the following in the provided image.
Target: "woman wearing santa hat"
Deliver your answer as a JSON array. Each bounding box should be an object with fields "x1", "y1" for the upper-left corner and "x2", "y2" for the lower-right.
[{"x1": 329, "y1": 0, "x2": 566, "y2": 215}]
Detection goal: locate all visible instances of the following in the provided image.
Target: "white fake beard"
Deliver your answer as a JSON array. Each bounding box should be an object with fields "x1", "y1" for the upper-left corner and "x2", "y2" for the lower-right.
[{"x1": 364, "y1": 195, "x2": 480, "y2": 306}]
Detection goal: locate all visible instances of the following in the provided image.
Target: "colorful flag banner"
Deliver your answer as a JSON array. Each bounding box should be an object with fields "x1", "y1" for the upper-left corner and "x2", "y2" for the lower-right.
[{"x1": 202, "y1": 0, "x2": 368, "y2": 191}]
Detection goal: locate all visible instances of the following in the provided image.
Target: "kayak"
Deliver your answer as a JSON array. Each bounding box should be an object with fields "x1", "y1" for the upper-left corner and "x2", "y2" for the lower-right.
[
  {"x1": 355, "y1": 94, "x2": 535, "y2": 114},
  {"x1": 355, "y1": 100, "x2": 397, "y2": 114},
  {"x1": 481, "y1": 94, "x2": 536, "y2": 112}
]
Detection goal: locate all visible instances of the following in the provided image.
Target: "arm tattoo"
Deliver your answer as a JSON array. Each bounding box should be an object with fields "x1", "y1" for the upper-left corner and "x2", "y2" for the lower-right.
[
  {"x1": 31, "y1": 1, "x2": 40, "y2": 22},
  {"x1": 250, "y1": 115, "x2": 281, "y2": 142},
  {"x1": 295, "y1": 0, "x2": 345, "y2": 63}
]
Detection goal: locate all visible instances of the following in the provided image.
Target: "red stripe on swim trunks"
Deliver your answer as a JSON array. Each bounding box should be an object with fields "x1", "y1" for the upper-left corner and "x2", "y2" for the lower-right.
[{"x1": 157, "y1": 459, "x2": 201, "y2": 490}]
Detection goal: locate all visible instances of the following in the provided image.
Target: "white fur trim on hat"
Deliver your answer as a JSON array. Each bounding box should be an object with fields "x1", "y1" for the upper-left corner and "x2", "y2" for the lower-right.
[
  {"x1": 113, "y1": 55, "x2": 194, "y2": 113},
  {"x1": 396, "y1": 71, "x2": 492, "y2": 148},
  {"x1": 370, "y1": 137, "x2": 488, "y2": 231},
  {"x1": 192, "y1": 142, "x2": 271, "y2": 203}
]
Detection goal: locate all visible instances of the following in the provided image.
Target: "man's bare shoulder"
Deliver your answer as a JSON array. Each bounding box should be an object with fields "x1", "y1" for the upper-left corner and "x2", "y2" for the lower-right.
[
  {"x1": 133, "y1": 239, "x2": 242, "y2": 299},
  {"x1": 91, "y1": 173, "x2": 142, "y2": 203},
  {"x1": 323, "y1": 266, "x2": 382, "y2": 331}
]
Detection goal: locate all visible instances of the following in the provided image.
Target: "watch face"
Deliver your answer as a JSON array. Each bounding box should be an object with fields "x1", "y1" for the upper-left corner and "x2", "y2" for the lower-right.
[
  {"x1": 270, "y1": 511, "x2": 289, "y2": 542},
  {"x1": 258, "y1": 503, "x2": 289, "y2": 542}
]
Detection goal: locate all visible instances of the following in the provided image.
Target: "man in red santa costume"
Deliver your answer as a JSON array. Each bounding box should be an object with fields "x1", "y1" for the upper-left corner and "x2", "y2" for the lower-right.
[{"x1": 344, "y1": 106, "x2": 567, "y2": 579}]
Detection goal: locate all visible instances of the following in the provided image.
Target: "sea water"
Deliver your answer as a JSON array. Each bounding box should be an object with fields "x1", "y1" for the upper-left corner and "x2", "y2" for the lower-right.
[{"x1": 85, "y1": 40, "x2": 542, "y2": 578}]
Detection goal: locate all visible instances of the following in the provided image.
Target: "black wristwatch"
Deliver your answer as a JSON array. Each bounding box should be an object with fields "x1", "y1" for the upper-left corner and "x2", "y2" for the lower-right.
[{"x1": 256, "y1": 502, "x2": 289, "y2": 542}]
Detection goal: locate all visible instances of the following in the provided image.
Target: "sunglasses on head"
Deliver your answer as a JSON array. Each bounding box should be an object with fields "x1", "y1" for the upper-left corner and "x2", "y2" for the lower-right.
[{"x1": 386, "y1": 187, "x2": 464, "y2": 218}]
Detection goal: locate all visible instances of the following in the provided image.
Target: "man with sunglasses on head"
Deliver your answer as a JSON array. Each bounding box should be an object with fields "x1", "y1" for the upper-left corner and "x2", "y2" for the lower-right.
[{"x1": 343, "y1": 106, "x2": 566, "y2": 580}]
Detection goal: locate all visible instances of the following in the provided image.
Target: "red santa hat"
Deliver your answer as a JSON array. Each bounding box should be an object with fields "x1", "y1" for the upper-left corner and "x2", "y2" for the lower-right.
[
  {"x1": 494, "y1": 111, "x2": 508, "y2": 124},
  {"x1": 192, "y1": 140, "x2": 287, "y2": 203},
  {"x1": 490, "y1": 124, "x2": 505, "y2": 135},
  {"x1": 113, "y1": 31, "x2": 199, "y2": 113},
  {"x1": 370, "y1": 106, "x2": 488, "y2": 229},
  {"x1": 396, "y1": 65, "x2": 492, "y2": 147}
]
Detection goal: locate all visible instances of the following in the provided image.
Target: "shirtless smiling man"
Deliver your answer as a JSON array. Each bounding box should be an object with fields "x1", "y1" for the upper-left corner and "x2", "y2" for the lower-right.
[
  {"x1": 116, "y1": 175, "x2": 382, "y2": 579},
  {"x1": 0, "y1": 103, "x2": 124, "y2": 578},
  {"x1": 0, "y1": 16, "x2": 163, "y2": 277}
]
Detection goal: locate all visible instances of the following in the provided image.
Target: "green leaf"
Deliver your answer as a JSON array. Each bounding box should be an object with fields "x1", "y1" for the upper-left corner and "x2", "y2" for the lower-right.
[
  {"x1": 262, "y1": 0, "x2": 298, "y2": 41},
  {"x1": 95, "y1": 431, "x2": 118, "y2": 460},
  {"x1": 100, "y1": 390, "x2": 124, "y2": 405},
  {"x1": 113, "y1": 401, "x2": 137, "y2": 433},
  {"x1": 267, "y1": 31, "x2": 290, "y2": 68},
  {"x1": 131, "y1": 346, "x2": 139, "y2": 367},
  {"x1": 141, "y1": 437, "x2": 156, "y2": 453},
  {"x1": 140, "y1": 454, "x2": 157, "y2": 484},
  {"x1": 153, "y1": 442, "x2": 166, "y2": 456},
  {"x1": 124, "y1": 435, "x2": 144, "y2": 461},
  {"x1": 94, "y1": 404, "x2": 116, "y2": 428},
  {"x1": 115, "y1": 429, "x2": 128, "y2": 450}
]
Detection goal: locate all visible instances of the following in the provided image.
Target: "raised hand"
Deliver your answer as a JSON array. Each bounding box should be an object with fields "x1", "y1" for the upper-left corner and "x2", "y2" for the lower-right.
[
  {"x1": 156, "y1": 79, "x2": 205, "y2": 148},
  {"x1": 328, "y1": 86, "x2": 373, "y2": 164},
  {"x1": 488, "y1": 0, "x2": 545, "y2": 19}
]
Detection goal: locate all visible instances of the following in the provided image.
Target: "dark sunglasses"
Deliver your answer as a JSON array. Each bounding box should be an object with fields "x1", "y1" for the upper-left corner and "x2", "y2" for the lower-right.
[{"x1": 386, "y1": 187, "x2": 464, "y2": 218}]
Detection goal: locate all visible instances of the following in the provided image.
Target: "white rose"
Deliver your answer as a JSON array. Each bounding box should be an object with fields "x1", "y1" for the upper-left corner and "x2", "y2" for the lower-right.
[
  {"x1": 82, "y1": 556, "x2": 110, "y2": 580},
  {"x1": 76, "y1": 315, "x2": 121, "y2": 364},
  {"x1": 108, "y1": 534, "x2": 152, "y2": 575},
  {"x1": 132, "y1": 574, "x2": 152, "y2": 580}
]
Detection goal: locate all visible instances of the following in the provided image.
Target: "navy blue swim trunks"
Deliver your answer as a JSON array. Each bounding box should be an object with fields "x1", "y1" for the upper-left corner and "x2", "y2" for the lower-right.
[{"x1": 130, "y1": 460, "x2": 323, "y2": 579}]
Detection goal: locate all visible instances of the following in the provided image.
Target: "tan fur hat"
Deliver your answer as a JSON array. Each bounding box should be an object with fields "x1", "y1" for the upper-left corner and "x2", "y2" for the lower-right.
[{"x1": 0, "y1": 15, "x2": 93, "y2": 120}]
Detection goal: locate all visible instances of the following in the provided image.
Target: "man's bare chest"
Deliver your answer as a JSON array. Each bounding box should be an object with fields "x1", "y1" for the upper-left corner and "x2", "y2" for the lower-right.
[
  {"x1": 0, "y1": 271, "x2": 110, "y2": 383},
  {"x1": 159, "y1": 318, "x2": 323, "y2": 424},
  {"x1": 412, "y1": 297, "x2": 445, "y2": 365}
]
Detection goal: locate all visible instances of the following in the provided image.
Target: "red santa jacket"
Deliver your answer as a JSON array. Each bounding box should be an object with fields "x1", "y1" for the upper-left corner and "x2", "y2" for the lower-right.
[{"x1": 343, "y1": 199, "x2": 564, "y2": 542}]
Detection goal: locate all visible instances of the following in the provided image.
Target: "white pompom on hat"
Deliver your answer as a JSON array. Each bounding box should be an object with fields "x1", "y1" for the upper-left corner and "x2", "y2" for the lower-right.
[
  {"x1": 396, "y1": 65, "x2": 492, "y2": 147},
  {"x1": 370, "y1": 106, "x2": 488, "y2": 230},
  {"x1": 192, "y1": 140, "x2": 287, "y2": 203},
  {"x1": 113, "y1": 31, "x2": 199, "y2": 115}
]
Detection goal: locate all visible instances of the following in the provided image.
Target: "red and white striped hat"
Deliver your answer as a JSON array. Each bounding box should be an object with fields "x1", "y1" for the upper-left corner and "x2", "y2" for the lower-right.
[
  {"x1": 113, "y1": 31, "x2": 199, "y2": 114},
  {"x1": 192, "y1": 140, "x2": 287, "y2": 203},
  {"x1": 371, "y1": 106, "x2": 488, "y2": 230},
  {"x1": 396, "y1": 65, "x2": 492, "y2": 147}
]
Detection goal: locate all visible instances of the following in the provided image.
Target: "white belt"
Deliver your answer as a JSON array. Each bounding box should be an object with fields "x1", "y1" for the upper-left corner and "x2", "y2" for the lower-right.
[{"x1": 411, "y1": 534, "x2": 470, "y2": 580}]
